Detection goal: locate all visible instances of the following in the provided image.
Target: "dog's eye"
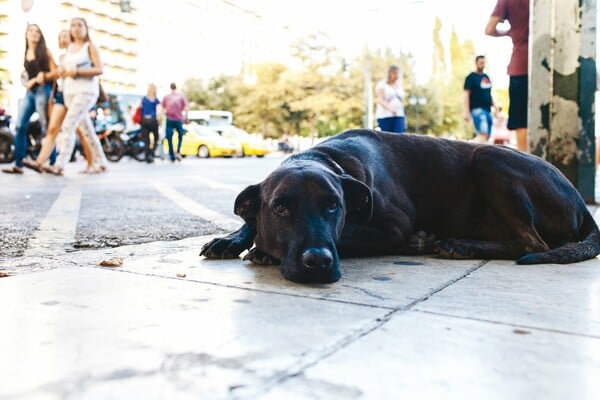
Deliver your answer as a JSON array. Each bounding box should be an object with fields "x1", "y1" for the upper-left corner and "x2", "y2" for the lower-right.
[
  {"x1": 273, "y1": 204, "x2": 289, "y2": 216},
  {"x1": 327, "y1": 202, "x2": 339, "y2": 213}
]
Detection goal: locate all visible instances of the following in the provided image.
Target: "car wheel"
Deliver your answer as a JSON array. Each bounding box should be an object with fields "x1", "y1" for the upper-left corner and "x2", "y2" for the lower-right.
[
  {"x1": 256, "y1": 154, "x2": 265, "y2": 158},
  {"x1": 197, "y1": 145, "x2": 210, "y2": 158}
]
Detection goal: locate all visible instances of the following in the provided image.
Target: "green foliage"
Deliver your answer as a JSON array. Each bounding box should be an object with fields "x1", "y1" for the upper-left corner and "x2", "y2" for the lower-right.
[{"x1": 181, "y1": 18, "x2": 485, "y2": 140}]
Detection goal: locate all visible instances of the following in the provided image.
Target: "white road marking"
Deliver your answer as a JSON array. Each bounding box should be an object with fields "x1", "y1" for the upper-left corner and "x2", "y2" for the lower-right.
[
  {"x1": 194, "y1": 177, "x2": 244, "y2": 192},
  {"x1": 150, "y1": 180, "x2": 241, "y2": 231},
  {"x1": 25, "y1": 184, "x2": 82, "y2": 257}
]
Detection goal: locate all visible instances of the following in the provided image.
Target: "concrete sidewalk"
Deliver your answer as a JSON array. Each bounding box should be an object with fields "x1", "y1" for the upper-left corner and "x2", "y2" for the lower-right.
[{"x1": 1, "y1": 233, "x2": 599, "y2": 399}]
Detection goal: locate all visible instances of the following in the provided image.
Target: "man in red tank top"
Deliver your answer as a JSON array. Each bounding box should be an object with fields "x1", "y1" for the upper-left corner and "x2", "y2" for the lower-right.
[{"x1": 485, "y1": 0, "x2": 529, "y2": 152}]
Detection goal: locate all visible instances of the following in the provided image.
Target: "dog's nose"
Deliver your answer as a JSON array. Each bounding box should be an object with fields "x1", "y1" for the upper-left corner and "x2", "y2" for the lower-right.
[{"x1": 302, "y1": 248, "x2": 333, "y2": 269}]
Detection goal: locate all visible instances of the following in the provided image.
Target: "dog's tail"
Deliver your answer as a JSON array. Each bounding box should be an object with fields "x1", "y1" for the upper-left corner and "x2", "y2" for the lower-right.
[{"x1": 517, "y1": 212, "x2": 600, "y2": 264}]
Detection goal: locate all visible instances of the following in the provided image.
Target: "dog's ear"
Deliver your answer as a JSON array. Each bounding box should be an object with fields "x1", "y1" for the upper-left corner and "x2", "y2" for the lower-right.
[
  {"x1": 341, "y1": 175, "x2": 373, "y2": 223},
  {"x1": 234, "y1": 184, "x2": 261, "y2": 226}
]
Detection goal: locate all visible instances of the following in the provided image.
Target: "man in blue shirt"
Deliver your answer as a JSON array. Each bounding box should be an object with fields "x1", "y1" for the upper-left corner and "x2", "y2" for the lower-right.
[{"x1": 463, "y1": 55, "x2": 495, "y2": 143}]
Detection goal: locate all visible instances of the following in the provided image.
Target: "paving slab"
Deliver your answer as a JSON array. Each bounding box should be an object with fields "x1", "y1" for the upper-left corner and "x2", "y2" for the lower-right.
[
  {"x1": 259, "y1": 310, "x2": 600, "y2": 400},
  {"x1": 81, "y1": 243, "x2": 484, "y2": 309},
  {"x1": 19, "y1": 234, "x2": 485, "y2": 309},
  {"x1": 0, "y1": 268, "x2": 387, "y2": 400},
  {"x1": 414, "y1": 259, "x2": 600, "y2": 336}
]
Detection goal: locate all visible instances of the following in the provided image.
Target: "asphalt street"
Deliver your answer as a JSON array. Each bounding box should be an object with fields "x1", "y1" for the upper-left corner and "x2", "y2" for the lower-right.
[{"x1": 0, "y1": 154, "x2": 283, "y2": 269}]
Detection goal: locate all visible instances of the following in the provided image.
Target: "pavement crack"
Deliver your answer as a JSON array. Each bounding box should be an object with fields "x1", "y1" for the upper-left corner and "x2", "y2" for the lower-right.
[
  {"x1": 342, "y1": 284, "x2": 388, "y2": 300},
  {"x1": 414, "y1": 309, "x2": 600, "y2": 339},
  {"x1": 400, "y1": 260, "x2": 489, "y2": 310}
]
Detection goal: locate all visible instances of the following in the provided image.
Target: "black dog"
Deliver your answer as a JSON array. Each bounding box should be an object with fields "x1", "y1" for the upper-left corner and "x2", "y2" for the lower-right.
[{"x1": 201, "y1": 129, "x2": 600, "y2": 283}]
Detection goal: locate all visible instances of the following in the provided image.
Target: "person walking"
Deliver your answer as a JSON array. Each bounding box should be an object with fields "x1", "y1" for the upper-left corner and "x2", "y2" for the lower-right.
[
  {"x1": 3, "y1": 24, "x2": 56, "y2": 174},
  {"x1": 46, "y1": 17, "x2": 108, "y2": 176},
  {"x1": 23, "y1": 29, "x2": 96, "y2": 174},
  {"x1": 162, "y1": 83, "x2": 188, "y2": 162},
  {"x1": 485, "y1": 0, "x2": 529, "y2": 151},
  {"x1": 463, "y1": 55, "x2": 495, "y2": 143},
  {"x1": 139, "y1": 84, "x2": 161, "y2": 163},
  {"x1": 375, "y1": 65, "x2": 406, "y2": 134}
]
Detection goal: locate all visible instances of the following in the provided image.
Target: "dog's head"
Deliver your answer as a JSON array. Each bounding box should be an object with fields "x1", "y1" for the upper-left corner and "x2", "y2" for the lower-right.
[{"x1": 234, "y1": 161, "x2": 372, "y2": 283}]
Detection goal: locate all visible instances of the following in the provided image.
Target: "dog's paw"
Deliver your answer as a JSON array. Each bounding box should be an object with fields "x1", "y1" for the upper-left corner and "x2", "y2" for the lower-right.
[
  {"x1": 402, "y1": 231, "x2": 436, "y2": 254},
  {"x1": 200, "y1": 237, "x2": 246, "y2": 259},
  {"x1": 434, "y1": 239, "x2": 473, "y2": 259},
  {"x1": 243, "y1": 247, "x2": 280, "y2": 265}
]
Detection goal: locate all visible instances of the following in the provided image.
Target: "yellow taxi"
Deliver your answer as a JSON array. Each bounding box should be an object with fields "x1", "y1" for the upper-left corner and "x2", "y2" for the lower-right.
[
  {"x1": 213, "y1": 125, "x2": 273, "y2": 157},
  {"x1": 165, "y1": 124, "x2": 242, "y2": 158}
]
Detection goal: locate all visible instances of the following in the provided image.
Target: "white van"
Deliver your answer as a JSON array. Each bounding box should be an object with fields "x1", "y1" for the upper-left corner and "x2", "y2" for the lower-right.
[{"x1": 187, "y1": 110, "x2": 233, "y2": 127}]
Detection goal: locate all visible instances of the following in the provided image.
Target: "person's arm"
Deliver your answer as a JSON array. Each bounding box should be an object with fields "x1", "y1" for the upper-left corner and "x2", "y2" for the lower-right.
[
  {"x1": 376, "y1": 86, "x2": 396, "y2": 116},
  {"x1": 463, "y1": 90, "x2": 471, "y2": 122},
  {"x1": 485, "y1": 15, "x2": 509, "y2": 37}
]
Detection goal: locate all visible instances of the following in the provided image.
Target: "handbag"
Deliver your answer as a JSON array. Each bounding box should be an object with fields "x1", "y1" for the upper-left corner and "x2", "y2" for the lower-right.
[
  {"x1": 132, "y1": 103, "x2": 142, "y2": 124},
  {"x1": 97, "y1": 81, "x2": 107, "y2": 103}
]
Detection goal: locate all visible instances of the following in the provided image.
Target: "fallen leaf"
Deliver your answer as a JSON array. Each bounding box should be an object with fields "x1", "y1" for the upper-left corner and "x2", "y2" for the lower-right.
[
  {"x1": 98, "y1": 258, "x2": 123, "y2": 267},
  {"x1": 513, "y1": 329, "x2": 531, "y2": 335},
  {"x1": 0, "y1": 272, "x2": 9, "y2": 278},
  {"x1": 176, "y1": 273, "x2": 187, "y2": 278}
]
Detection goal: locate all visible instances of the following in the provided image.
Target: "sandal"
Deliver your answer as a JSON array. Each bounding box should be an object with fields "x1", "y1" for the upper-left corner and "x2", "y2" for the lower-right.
[
  {"x1": 79, "y1": 167, "x2": 95, "y2": 174},
  {"x1": 2, "y1": 166, "x2": 24, "y2": 174},
  {"x1": 22, "y1": 159, "x2": 44, "y2": 173},
  {"x1": 45, "y1": 166, "x2": 64, "y2": 176}
]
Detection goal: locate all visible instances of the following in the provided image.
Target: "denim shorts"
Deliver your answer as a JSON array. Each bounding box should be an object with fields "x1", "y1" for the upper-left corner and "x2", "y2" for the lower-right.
[
  {"x1": 470, "y1": 108, "x2": 493, "y2": 136},
  {"x1": 53, "y1": 90, "x2": 65, "y2": 106}
]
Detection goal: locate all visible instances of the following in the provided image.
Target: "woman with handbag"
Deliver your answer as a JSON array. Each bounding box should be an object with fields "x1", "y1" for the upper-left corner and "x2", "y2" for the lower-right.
[
  {"x1": 2, "y1": 24, "x2": 56, "y2": 174},
  {"x1": 139, "y1": 83, "x2": 161, "y2": 163}
]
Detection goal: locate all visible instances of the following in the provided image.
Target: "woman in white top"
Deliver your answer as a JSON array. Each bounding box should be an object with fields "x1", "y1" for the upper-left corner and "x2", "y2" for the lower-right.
[
  {"x1": 48, "y1": 17, "x2": 107, "y2": 175},
  {"x1": 375, "y1": 65, "x2": 406, "y2": 133}
]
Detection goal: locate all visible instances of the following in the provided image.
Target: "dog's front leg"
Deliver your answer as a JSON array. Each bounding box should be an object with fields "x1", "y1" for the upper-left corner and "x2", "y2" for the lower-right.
[{"x1": 200, "y1": 224, "x2": 256, "y2": 259}]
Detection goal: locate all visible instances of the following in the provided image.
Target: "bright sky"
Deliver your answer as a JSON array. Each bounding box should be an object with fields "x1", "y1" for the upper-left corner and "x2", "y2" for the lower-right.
[{"x1": 137, "y1": 0, "x2": 513, "y2": 88}]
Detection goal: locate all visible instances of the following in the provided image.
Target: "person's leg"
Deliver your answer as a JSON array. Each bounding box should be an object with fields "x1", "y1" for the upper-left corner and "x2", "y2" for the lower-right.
[
  {"x1": 54, "y1": 93, "x2": 93, "y2": 172},
  {"x1": 508, "y1": 75, "x2": 528, "y2": 152},
  {"x1": 13, "y1": 91, "x2": 36, "y2": 168},
  {"x1": 35, "y1": 101, "x2": 66, "y2": 166},
  {"x1": 470, "y1": 108, "x2": 489, "y2": 143},
  {"x1": 78, "y1": 102, "x2": 108, "y2": 171},
  {"x1": 175, "y1": 121, "x2": 184, "y2": 156},
  {"x1": 377, "y1": 117, "x2": 393, "y2": 132},
  {"x1": 140, "y1": 118, "x2": 151, "y2": 159},
  {"x1": 165, "y1": 119, "x2": 175, "y2": 161},
  {"x1": 150, "y1": 118, "x2": 159, "y2": 158},
  {"x1": 76, "y1": 127, "x2": 94, "y2": 171}
]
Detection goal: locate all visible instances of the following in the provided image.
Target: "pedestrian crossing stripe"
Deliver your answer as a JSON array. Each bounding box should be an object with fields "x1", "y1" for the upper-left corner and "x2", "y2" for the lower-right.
[{"x1": 149, "y1": 180, "x2": 241, "y2": 231}]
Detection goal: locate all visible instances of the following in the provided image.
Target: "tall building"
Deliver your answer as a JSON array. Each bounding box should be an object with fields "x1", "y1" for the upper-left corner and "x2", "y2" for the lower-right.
[{"x1": 0, "y1": 0, "x2": 140, "y2": 114}]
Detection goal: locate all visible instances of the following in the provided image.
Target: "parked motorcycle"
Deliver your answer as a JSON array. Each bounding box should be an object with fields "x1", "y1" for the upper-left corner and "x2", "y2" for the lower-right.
[
  {"x1": 96, "y1": 122, "x2": 146, "y2": 162},
  {"x1": 0, "y1": 108, "x2": 45, "y2": 163},
  {"x1": 0, "y1": 107, "x2": 13, "y2": 163}
]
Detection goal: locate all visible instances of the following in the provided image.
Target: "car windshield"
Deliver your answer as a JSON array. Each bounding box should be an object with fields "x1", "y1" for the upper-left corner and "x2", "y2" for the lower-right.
[
  {"x1": 223, "y1": 127, "x2": 250, "y2": 139},
  {"x1": 187, "y1": 125, "x2": 221, "y2": 138}
]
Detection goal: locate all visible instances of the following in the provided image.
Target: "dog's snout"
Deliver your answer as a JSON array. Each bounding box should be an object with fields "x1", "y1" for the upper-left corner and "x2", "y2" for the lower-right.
[{"x1": 302, "y1": 248, "x2": 333, "y2": 269}]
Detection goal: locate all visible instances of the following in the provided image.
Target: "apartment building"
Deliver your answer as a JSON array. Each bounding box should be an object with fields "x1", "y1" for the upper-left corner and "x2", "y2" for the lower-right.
[{"x1": 0, "y1": 0, "x2": 139, "y2": 113}]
